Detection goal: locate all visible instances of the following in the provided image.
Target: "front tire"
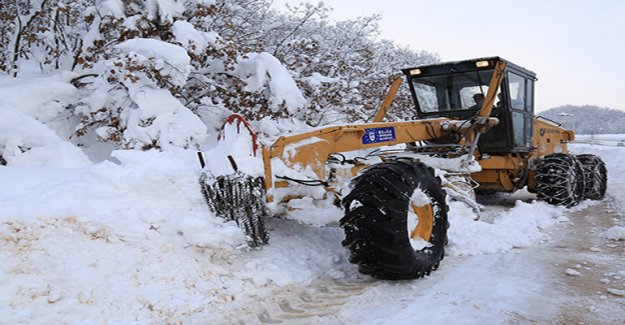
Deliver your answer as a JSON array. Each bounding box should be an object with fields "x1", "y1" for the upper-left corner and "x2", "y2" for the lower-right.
[{"x1": 340, "y1": 160, "x2": 448, "y2": 280}]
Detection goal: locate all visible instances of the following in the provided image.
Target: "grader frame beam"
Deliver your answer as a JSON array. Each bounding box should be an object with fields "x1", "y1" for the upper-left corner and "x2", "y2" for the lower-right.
[{"x1": 261, "y1": 118, "x2": 450, "y2": 189}]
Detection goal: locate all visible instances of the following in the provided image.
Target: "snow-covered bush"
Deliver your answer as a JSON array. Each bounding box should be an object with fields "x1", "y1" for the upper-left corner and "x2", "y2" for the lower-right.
[
  {"x1": 0, "y1": 0, "x2": 93, "y2": 75},
  {"x1": 0, "y1": 104, "x2": 91, "y2": 167},
  {"x1": 1, "y1": 0, "x2": 438, "y2": 153},
  {"x1": 75, "y1": 38, "x2": 206, "y2": 150}
]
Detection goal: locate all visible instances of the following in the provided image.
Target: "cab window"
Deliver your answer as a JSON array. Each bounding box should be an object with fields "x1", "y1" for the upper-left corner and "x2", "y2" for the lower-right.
[{"x1": 508, "y1": 72, "x2": 526, "y2": 110}]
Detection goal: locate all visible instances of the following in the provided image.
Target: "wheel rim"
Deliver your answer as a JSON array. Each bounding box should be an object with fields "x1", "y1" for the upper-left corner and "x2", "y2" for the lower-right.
[{"x1": 408, "y1": 203, "x2": 434, "y2": 249}]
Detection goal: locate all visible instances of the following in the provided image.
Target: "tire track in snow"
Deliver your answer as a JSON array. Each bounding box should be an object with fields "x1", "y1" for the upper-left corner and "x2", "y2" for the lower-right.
[
  {"x1": 256, "y1": 276, "x2": 377, "y2": 324},
  {"x1": 535, "y1": 195, "x2": 625, "y2": 324}
]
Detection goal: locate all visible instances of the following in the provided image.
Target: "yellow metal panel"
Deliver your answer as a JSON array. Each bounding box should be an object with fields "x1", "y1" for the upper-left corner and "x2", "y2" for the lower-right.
[
  {"x1": 533, "y1": 117, "x2": 573, "y2": 158},
  {"x1": 476, "y1": 155, "x2": 517, "y2": 169},
  {"x1": 410, "y1": 203, "x2": 434, "y2": 241}
]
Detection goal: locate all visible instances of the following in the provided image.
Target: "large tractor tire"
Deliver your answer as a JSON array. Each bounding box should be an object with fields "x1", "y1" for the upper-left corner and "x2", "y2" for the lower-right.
[
  {"x1": 535, "y1": 153, "x2": 584, "y2": 207},
  {"x1": 340, "y1": 160, "x2": 448, "y2": 280},
  {"x1": 577, "y1": 154, "x2": 607, "y2": 200}
]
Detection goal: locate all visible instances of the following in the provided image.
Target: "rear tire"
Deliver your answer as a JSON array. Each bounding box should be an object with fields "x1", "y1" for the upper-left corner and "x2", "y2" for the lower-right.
[
  {"x1": 577, "y1": 154, "x2": 607, "y2": 200},
  {"x1": 340, "y1": 160, "x2": 448, "y2": 280},
  {"x1": 535, "y1": 153, "x2": 584, "y2": 207}
]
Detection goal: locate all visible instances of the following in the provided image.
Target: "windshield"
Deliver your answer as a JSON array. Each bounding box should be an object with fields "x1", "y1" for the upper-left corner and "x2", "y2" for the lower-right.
[{"x1": 411, "y1": 69, "x2": 499, "y2": 113}]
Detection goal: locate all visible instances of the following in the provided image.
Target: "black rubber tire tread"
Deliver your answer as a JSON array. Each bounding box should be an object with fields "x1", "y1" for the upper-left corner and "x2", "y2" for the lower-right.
[
  {"x1": 535, "y1": 153, "x2": 584, "y2": 207},
  {"x1": 340, "y1": 159, "x2": 448, "y2": 280},
  {"x1": 577, "y1": 154, "x2": 607, "y2": 200}
]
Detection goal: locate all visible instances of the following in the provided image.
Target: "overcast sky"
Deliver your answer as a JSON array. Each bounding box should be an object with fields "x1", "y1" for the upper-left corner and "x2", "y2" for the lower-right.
[{"x1": 271, "y1": 0, "x2": 625, "y2": 112}]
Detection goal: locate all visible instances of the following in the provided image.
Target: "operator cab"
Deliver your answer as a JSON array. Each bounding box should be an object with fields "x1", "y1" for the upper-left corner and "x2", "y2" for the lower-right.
[{"x1": 402, "y1": 57, "x2": 536, "y2": 154}]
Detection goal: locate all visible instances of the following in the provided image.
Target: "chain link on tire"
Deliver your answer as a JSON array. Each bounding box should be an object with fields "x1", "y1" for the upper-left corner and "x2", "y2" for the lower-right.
[
  {"x1": 535, "y1": 153, "x2": 584, "y2": 207},
  {"x1": 199, "y1": 170, "x2": 269, "y2": 247},
  {"x1": 576, "y1": 154, "x2": 607, "y2": 200}
]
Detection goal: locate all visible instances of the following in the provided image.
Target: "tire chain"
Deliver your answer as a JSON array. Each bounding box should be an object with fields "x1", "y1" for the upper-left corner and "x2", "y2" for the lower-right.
[
  {"x1": 199, "y1": 170, "x2": 269, "y2": 247},
  {"x1": 535, "y1": 153, "x2": 584, "y2": 207}
]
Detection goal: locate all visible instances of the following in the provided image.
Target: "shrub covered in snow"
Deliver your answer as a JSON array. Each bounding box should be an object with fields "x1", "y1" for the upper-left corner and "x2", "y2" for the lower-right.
[
  {"x1": 0, "y1": 0, "x2": 437, "y2": 157},
  {"x1": 0, "y1": 103, "x2": 91, "y2": 167}
]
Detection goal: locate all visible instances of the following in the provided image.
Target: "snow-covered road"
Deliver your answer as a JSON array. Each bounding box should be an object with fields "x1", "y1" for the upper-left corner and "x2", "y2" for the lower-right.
[{"x1": 1, "y1": 144, "x2": 624, "y2": 324}]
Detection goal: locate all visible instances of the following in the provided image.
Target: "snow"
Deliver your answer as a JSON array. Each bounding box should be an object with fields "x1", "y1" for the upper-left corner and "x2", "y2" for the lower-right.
[
  {"x1": 8, "y1": 4, "x2": 624, "y2": 321},
  {"x1": 0, "y1": 72, "x2": 78, "y2": 127},
  {"x1": 410, "y1": 188, "x2": 431, "y2": 207},
  {"x1": 97, "y1": 0, "x2": 125, "y2": 18},
  {"x1": 607, "y1": 288, "x2": 625, "y2": 297},
  {"x1": 1, "y1": 48, "x2": 625, "y2": 323},
  {"x1": 123, "y1": 86, "x2": 207, "y2": 150},
  {"x1": 604, "y1": 226, "x2": 625, "y2": 240},
  {"x1": 302, "y1": 72, "x2": 339, "y2": 92},
  {"x1": 447, "y1": 199, "x2": 562, "y2": 255},
  {"x1": 235, "y1": 52, "x2": 307, "y2": 115},
  {"x1": 396, "y1": 151, "x2": 482, "y2": 173},
  {"x1": 0, "y1": 104, "x2": 91, "y2": 167},
  {"x1": 115, "y1": 38, "x2": 191, "y2": 85},
  {"x1": 2, "y1": 129, "x2": 625, "y2": 322},
  {"x1": 173, "y1": 20, "x2": 220, "y2": 55},
  {"x1": 284, "y1": 136, "x2": 327, "y2": 158},
  {"x1": 200, "y1": 120, "x2": 264, "y2": 177},
  {"x1": 144, "y1": 0, "x2": 186, "y2": 23}
]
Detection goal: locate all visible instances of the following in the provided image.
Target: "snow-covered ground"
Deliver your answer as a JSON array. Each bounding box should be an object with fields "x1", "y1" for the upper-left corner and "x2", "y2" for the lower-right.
[
  {"x1": 574, "y1": 134, "x2": 625, "y2": 148},
  {"x1": 2, "y1": 132, "x2": 624, "y2": 324}
]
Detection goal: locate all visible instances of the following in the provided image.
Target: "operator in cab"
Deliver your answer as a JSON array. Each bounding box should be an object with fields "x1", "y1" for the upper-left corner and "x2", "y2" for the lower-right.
[{"x1": 469, "y1": 93, "x2": 485, "y2": 109}]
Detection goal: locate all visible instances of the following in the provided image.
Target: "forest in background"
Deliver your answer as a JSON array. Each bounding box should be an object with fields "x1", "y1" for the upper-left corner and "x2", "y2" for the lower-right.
[{"x1": 0, "y1": 0, "x2": 438, "y2": 152}]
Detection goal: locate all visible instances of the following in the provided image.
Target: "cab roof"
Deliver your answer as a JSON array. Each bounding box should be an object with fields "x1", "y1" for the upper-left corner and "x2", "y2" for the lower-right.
[{"x1": 401, "y1": 56, "x2": 537, "y2": 79}]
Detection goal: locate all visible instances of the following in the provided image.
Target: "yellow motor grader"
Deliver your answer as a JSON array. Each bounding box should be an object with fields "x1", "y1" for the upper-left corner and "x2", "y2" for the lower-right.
[{"x1": 199, "y1": 57, "x2": 607, "y2": 280}]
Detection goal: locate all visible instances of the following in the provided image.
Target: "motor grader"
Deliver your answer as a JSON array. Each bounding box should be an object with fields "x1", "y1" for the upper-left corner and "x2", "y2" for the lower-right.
[{"x1": 199, "y1": 57, "x2": 607, "y2": 280}]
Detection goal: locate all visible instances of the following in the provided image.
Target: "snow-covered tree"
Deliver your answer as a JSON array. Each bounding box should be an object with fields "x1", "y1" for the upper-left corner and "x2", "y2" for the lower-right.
[
  {"x1": 0, "y1": 0, "x2": 93, "y2": 75},
  {"x1": 1, "y1": 0, "x2": 439, "y2": 152}
]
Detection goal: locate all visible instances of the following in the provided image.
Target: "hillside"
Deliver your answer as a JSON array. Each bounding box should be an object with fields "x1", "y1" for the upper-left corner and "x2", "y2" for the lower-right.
[{"x1": 539, "y1": 105, "x2": 625, "y2": 134}]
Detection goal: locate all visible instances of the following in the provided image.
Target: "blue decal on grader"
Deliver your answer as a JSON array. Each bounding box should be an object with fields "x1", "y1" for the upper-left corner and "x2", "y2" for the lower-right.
[{"x1": 362, "y1": 127, "x2": 396, "y2": 144}]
